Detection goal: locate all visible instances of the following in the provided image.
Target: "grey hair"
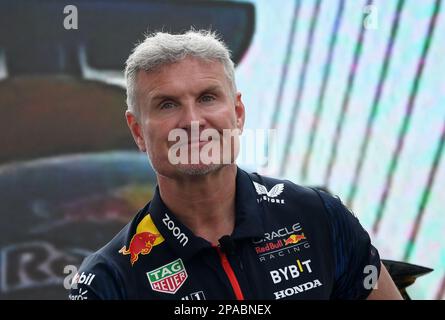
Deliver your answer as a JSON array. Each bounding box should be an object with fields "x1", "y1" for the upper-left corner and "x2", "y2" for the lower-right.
[{"x1": 124, "y1": 29, "x2": 237, "y2": 114}]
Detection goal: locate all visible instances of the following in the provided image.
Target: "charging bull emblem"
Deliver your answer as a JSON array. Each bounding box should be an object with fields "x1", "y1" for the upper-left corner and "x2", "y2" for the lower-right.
[
  {"x1": 284, "y1": 233, "x2": 306, "y2": 246},
  {"x1": 119, "y1": 214, "x2": 164, "y2": 266}
]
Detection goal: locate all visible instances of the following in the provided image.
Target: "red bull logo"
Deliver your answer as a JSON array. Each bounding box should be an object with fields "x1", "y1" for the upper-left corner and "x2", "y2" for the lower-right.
[
  {"x1": 119, "y1": 232, "x2": 160, "y2": 266},
  {"x1": 284, "y1": 233, "x2": 306, "y2": 246},
  {"x1": 119, "y1": 214, "x2": 164, "y2": 266}
]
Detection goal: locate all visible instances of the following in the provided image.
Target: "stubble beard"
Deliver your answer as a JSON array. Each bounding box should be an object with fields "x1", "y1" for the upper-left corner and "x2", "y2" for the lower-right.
[{"x1": 175, "y1": 163, "x2": 227, "y2": 176}]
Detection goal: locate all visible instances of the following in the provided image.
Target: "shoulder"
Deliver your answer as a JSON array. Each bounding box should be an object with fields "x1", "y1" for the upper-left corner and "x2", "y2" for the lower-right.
[
  {"x1": 247, "y1": 172, "x2": 333, "y2": 223},
  {"x1": 69, "y1": 221, "x2": 133, "y2": 300},
  {"x1": 313, "y1": 188, "x2": 366, "y2": 234},
  {"x1": 249, "y1": 171, "x2": 320, "y2": 205},
  {"x1": 247, "y1": 171, "x2": 332, "y2": 233}
]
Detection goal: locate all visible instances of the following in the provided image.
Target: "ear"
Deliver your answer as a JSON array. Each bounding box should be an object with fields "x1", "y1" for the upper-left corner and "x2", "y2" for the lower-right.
[
  {"x1": 125, "y1": 110, "x2": 146, "y2": 152},
  {"x1": 235, "y1": 92, "x2": 245, "y2": 134}
]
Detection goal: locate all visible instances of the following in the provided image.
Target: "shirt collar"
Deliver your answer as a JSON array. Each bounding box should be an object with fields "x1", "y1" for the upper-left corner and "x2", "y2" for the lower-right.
[{"x1": 147, "y1": 166, "x2": 266, "y2": 261}]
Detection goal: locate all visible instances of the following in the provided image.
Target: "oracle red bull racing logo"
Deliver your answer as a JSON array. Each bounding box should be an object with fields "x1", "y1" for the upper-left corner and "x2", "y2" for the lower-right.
[
  {"x1": 252, "y1": 223, "x2": 310, "y2": 262},
  {"x1": 119, "y1": 214, "x2": 164, "y2": 266}
]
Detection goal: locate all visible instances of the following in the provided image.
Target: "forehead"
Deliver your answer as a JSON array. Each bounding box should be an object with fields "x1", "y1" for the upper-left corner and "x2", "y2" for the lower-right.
[{"x1": 136, "y1": 57, "x2": 230, "y2": 99}]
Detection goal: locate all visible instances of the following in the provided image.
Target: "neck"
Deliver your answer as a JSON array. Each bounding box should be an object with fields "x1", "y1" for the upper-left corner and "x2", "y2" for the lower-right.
[{"x1": 157, "y1": 164, "x2": 237, "y2": 244}]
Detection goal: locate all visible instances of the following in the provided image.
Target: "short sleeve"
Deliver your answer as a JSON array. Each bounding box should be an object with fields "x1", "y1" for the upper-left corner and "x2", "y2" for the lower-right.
[
  {"x1": 68, "y1": 253, "x2": 124, "y2": 300},
  {"x1": 317, "y1": 190, "x2": 381, "y2": 299}
]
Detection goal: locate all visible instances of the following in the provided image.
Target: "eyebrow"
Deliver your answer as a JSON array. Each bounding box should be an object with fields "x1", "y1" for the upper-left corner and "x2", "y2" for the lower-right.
[
  {"x1": 150, "y1": 85, "x2": 223, "y2": 103},
  {"x1": 150, "y1": 94, "x2": 179, "y2": 104}
]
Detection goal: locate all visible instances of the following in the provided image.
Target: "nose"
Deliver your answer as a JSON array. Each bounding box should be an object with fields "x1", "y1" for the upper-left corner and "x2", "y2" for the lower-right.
[{"x1": 178, "y1": 100, "x2": 207, "y2": 132}]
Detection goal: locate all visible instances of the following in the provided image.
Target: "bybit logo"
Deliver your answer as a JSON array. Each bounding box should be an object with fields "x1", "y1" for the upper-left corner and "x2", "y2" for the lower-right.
[{"x1": 269, "y1": 259, "x2": 312, "y2": 284}]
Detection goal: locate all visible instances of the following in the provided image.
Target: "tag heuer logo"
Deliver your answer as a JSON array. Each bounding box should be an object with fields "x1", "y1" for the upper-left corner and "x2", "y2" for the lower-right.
[
  {"x1": 253, "y1": 182, "x2": 285, "y2": 204},
  {"x1": 147, "y1": 258, "x2": 188, "y2": 294}
]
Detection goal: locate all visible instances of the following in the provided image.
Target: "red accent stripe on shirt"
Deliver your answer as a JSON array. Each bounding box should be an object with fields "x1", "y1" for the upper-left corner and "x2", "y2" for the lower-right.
[{"x1": 215, "y1": 246, "x2": 245, "y2": 300}]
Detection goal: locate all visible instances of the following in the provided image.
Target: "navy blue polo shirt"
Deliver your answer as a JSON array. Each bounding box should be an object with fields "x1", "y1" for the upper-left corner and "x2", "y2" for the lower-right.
[{"x1": 69, "y1": 167, "x2": 380, "y2": 300}]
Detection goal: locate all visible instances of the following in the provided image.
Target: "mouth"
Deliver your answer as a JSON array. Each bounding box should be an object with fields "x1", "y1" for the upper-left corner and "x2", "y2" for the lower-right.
[
  {"x1": 169, "y1": 140, "x2": 212, "y2": 150},
  {"x1": 188, "y1": 140, "x2": 211, "y2": 147}
]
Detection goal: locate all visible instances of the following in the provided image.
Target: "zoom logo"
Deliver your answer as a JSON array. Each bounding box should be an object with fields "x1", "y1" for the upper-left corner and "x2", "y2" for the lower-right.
[{"x1": 162, "y1": 213, "x2": 189, "y2": 247}]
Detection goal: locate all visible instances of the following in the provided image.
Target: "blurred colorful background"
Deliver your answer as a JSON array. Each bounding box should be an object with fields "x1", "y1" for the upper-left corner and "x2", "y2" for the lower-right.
[{"x1": 0, "y1": 0, "x2": 443, "y2": 299}]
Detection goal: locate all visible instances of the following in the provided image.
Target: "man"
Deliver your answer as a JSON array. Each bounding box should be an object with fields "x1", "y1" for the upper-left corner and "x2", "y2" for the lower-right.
[{"x1": 69, "y1": 30, "x2": 402, "y2": 300}]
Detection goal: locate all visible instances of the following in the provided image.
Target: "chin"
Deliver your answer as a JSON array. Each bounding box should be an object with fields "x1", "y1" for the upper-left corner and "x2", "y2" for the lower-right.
[{"x1": 174, "y1": 163, "x2": 226, "y2": 176}]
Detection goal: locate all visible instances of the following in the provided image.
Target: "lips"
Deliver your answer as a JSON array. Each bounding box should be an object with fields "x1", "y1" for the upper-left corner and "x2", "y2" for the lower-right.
[
  {"x1": 169, "y1": 133, "x2": 222, "y2": 149},
  {"x1": 188, "y1": 139, "x2": 207, "y2": 143},
  {"x1": 168, "y1": 140, "x2": 211, "y2": 151},
  {"x1": 188, "y1": 140, "x2": 210, "y2": 146},
  {"x1": 188, "y1": 138, "x2": 220, "y2": 146}
]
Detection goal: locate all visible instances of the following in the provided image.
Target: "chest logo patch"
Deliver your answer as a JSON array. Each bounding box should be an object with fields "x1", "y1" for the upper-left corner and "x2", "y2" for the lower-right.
[
  {"x1": 147, "y1": 258, "x2": 188, "y2": 294},
  {"x1": 252, "y1": 222, "x2": 311, "y2": 262},
  {"x1": 253, "y1": 182, "x2": 285, "y2": 204},
  {"x1": 119, "y1": 214, "x2": 164, "y2": 266}
]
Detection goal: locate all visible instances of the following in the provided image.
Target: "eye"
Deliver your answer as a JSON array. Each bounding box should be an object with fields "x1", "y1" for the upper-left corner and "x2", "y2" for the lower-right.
[
  {"x1": 199, "y1": 94, "x2": 216, "y2": 103},
  {"x1": 160, "y1": 101, "x2": 176, "y2": 110}
]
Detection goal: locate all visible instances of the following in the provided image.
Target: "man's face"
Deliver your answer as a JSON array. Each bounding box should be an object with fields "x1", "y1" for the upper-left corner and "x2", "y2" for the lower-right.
[{"x1": 126, "y1": 57, "x2": 245, "y2": 178}]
